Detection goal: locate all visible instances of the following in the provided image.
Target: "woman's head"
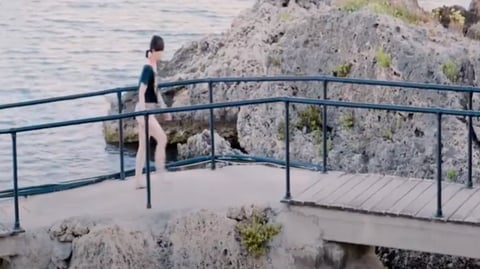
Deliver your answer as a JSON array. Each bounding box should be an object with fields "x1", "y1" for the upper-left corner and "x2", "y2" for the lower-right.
[{"x1": 145, "y1": 35, "x2": 164, "y2": 60}]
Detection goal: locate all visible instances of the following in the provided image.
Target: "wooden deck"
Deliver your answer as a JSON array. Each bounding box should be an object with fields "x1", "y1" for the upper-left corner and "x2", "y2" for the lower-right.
[{"x1": 285, "y1": 172, "x2": 480, "y2": 225}]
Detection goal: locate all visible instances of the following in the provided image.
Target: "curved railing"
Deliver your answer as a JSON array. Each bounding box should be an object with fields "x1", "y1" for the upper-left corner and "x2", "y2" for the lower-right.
[{"x1": 1, "y1": 75, "x2": 480, "y2": 235}]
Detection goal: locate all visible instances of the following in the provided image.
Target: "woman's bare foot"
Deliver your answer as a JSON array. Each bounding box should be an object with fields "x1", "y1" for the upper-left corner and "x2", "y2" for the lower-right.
[{"x1": 134, "y1": 177, "x2": 146, "y2": 190}]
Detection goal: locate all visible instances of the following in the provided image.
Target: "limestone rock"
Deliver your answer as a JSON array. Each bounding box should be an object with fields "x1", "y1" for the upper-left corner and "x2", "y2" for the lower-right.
[
  {"x1": 162, "y1": 209, "x2": 270, "y2": 269},
  {"x1": 177, "y1": 129, "x2": 243, "y2": 160},
  {"x1": 69, "y1": 225, "x2": 162, "y2": 269},
  {"x1": 148, "y1": 0, "x2": 480, "y2": 182},
  {"x1": 470, "y1": 0, "x2": 480, "y2": 17},
  {"x1": 48, "y1": 242, "x2": 72, "y2": 269},
  {"x1": 48, "y1": 217, "x2": 95, "y2": 242},
  {"x1": 467, "y1": 22, "x2": 480, "y2": 40}
]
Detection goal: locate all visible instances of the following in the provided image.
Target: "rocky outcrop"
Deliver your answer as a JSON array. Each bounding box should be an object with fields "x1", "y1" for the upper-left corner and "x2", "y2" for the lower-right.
[
  {"x1": 2, "y1": 206, "x2": 387, "y2": 269},
  {"x1": 102, "y1": 91, "x2": 237, "y2": 145},
  {"x1": 104, "y1": 0, "x2": 480, "y2": 181},
  {"x1": 376, "y1": 247, "x2": 480, "y2": 268},
  {"x1": 177, "y1": 129, "x2": 244, "y2": 160},
  {"x1": 467, "y1": 22, "x2": 480, "y2": 39}
]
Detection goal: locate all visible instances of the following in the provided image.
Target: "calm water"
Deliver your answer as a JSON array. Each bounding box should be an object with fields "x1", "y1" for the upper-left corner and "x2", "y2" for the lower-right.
[
  {"x1": 0, "y1": 0, "x2": 472, "y2": 191},
  {"x1": 0, "y1": 0, "x2": 254, "y2": 190}
]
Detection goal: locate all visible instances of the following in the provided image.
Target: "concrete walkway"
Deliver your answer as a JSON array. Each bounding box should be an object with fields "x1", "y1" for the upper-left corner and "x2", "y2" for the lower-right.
[{"x1": 0, "y1": 164, "x2": 322, "y2": 231}]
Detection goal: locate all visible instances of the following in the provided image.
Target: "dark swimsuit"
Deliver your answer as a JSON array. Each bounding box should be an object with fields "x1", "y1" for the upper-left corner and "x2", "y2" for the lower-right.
[
  {"x1": 134, "y1": 65, "x2": 157, "y2": 120},
  {"x1": 139, "y1": 64, "x2": 158, "y2": 104}
]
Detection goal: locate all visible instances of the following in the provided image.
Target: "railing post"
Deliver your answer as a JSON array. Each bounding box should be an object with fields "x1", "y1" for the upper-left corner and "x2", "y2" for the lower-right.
[
  {"x1": 467, "y1": 92, "x2": 473, "y2": 188},
  {"x1": 436, "y1": 113, "x2": 443, "y2": 218},
  {"x1": 144, "y1": 114, "x2": 151, "y2": 209},
  {"x1": 117, "y1": 91, "x2": 125, "y2": 180},
  {"x1": 284, "y1": 101, "x2": 291, "y2": 200},
  {"x1": 322, "y1": 80, "x2": 328, "y2": 173},
  {"x1": 208, "y1": 81, "x2": 216, "y2": 170},
  {"x1": 11, "y1": 132, "x2": 23, "y2": 232}
]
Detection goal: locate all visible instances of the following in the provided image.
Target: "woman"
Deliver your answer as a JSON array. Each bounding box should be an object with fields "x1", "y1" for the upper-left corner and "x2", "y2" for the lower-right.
[{"x1": 134, "y1": 35, "x2": 170, "y2": 189}]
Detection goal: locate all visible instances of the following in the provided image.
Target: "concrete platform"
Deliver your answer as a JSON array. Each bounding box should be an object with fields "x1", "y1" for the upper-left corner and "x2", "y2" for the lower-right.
[{"x1": 0, "y1": 164, "x2": 320, "y2": 231}]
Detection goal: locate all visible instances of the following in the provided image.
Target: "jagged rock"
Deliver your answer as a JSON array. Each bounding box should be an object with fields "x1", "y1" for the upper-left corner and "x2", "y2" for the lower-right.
[
  {"x1": 0, "y1": 257, "x2": 10, "y2": 269},
  {"x1": 161, "y1": 209, "x2": 270, "y2": 268},
  {"x1": 376, "y1": 247, "x2": 480, "y2": 268},
  {"x1": 471, "y1": 0, "x2": 480, "y2": 17},
  {"x1": 177, "y1": 129, "x2": 243, "y2": 160},
  {"x1": 48, "y1": 217, "x2": 95, "y2": 242},
  {"x1": 432, "y1": 4, "x2": 479, "y2": 35},
  {"x1": 48, "y1": 242, "x2": 72, "y2": 269},
  {"x1": 467, "y1": 22, "x2": 480, "y2": 40},
  {"x1": 69, "y1": 225, "x2": 162, "y2": 269},
  {"x1": 140, "y1": 0, "x2": 480, "y2": 182},
  {"x1": 102, "y1": 91, "x2": 237, "y2": 144}
]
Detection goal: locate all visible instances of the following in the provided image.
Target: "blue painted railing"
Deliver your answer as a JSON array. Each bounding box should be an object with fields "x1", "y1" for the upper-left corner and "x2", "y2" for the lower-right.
[{"x1": 0, "y1": 75, "x2": 479, "y2": 235}]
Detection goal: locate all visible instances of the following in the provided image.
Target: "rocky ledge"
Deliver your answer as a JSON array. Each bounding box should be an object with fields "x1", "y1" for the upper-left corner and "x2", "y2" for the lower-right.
[
  {"x1": 104, "y1": 0, "x2": 480, "y2": 182},
  {"x1": 0, "y1": 206, "x2": 386, "y2": 269}
]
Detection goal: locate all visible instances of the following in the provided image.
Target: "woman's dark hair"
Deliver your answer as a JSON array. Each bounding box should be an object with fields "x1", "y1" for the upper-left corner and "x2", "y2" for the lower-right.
[{"x1": 145, "y1": 35, "x2": 164, "y2": 58}]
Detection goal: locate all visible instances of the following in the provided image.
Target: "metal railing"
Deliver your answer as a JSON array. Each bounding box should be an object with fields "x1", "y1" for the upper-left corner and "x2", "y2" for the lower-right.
[
  {"x1": 1, "y1": 75, "x2": 480, "y2": 234},
  {"x1": 1, "y1": 76, "x2": 479, "y2": 184}
]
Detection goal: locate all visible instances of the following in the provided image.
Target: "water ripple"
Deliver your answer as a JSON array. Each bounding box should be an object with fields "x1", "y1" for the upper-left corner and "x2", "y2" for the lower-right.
[{"x1": 0, "y1": 0, "x2": 255, "y2": 190}]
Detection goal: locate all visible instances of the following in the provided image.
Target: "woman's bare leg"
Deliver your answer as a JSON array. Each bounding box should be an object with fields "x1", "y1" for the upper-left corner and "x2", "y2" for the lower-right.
[
  {"x1": 134, "y1": 116, "x2": 147, "y2": 189},
  {"x1": 147, "y1": 115, "x2": 168, "y2": 177}
]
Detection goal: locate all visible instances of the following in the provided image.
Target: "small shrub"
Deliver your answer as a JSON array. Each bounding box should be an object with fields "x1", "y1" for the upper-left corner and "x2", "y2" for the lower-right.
[
  {"x1": 442, "y1": 60, "x2": 459, "y2": 82},
  {"x1": 447, "y1": 169, "x2": 457, "y2": 181},
  {"x1": 383, "y1": 128, "x2": 393, "y2": 140},
  {"x1": 340, "y1": 0, "x2": 423, "y2": 24},
  {"x1": 333, "y1": 63, "x2": 352, "y2": 77},
  {"x1": 236, "y1": 210, "x2": 281, "y2": 257},
  {"x1": 339, "y1": 0, "x2": 369, "y2": 12},
  {"x1": 376, "y1": 48, "x2": 391, "y2": 68},
  {"x1": 341, "y1": 111, "x2": 354, "y2": 129},
  {"x1": 296, "y1": 105, "x2": 322, "y2": 133},
  {"x1": 370, "y1": 1, "x2": 420, "y2": 24},
  {"x1": 278, "y1": 12, "x2": 290, "y2": 22}
]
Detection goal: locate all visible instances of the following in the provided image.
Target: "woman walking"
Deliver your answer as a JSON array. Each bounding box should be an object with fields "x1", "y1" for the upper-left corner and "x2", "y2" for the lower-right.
[{"x1": 134, "y1": 35, "x2": 170, "y2": 189}]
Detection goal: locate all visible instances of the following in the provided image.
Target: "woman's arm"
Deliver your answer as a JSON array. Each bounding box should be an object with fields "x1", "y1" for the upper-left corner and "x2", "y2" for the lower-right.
[{"x1": 137, "y1": 65, "x2": 151, "y2": 110}]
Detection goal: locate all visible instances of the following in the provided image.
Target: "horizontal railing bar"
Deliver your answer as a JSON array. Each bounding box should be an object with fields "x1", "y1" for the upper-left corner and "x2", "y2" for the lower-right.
[
  {"x1": 1, "y1": 75, "x2": 480, "y2": 112},
  {"x1": 157, "y1": 76, "x2": 480, "y2": 94},
  {"x1": 1, "y1": 96, "x2": 480, "y2": 135},
  {"x1": 0, "y1": 97, "x2": 283, "y2": 134},
  {"x1": 0, "y1": 86, "x2": 137, "y2": 110}
]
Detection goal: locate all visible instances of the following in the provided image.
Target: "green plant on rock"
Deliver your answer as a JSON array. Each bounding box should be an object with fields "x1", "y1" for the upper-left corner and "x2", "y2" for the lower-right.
[
  {"x1": 339, "y1": 0, "x2": 369, "y2": 12},
  {"x1": 295, "y1": 105, "x2": 322, "y2": 133},
  {"x1": 370, "y1": 1, "x2": 420, "y2": 24},
  {"x1": 340, "y1": 0, "x2": 423, "y2": 24},
  {"x1": 317, "y1": 135, "x2": 334, "y2": 155},
  {"x1": 333, "y1": 63, "x2": 352, "y2": 77},
  {"x1": 447, "y1": 168, "x2": 457, "y2": 181},
  {"x1": 432, "y1": 7, "x2": 465, "y2": 27},
  {"x1": 278, "y1": 12, "x2": 290, "y2": 22},
  {"x1": 442, "y1": 60, "x2": 459, "y2": 82},
  {"x1": 383, "y1": 128, "x2": 393, "y2": 140},
  {"x1": 236, "y1": 210, "x2": 282, "y2": 257},
  {"x1": 376, "y1": 48, "x2": 391, "y2": 68},
  {"x1": 341, "y1": 111, "x2": 355, "y2": 129}
]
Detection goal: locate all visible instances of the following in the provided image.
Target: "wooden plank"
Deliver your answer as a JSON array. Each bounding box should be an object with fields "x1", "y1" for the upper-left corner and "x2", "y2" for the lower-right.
[
  {"x1": 462, "y1": 190, "x2": 480, "y2": 223},
  {"x1": 318, "y1": 174, "x2": 369, "y2": 205},
  {"x1": 389, "y1": 180, "x2": 433, "y2": 215},
  {"x1": 443, "y1": 187, "x2": 480, "y2": 221},
  {"x1": 415, "y1": 183, "x2": 464, "y2": 219},
  {"x1": 346, "y1": 176, "x2": 392, "y2": 210},
  {"x1": 360, "y1": 177, "x2": 405, "y2": 211},
  {"x1": 296, "y1": 173, "x2": 346, "y2": 201},
  {"x1": 448, "y1": 187, "x2": 480, "y2": 222},
  {"x1": 308, "y1": 173, "x2": 357, "y2": 203},
  {"x1": 333, "y1": 175, "x2": 383, "y2": 207},
  {"x1": 370, "y1": 179, "x2": 421, "y2": 213},
  {"x1": 398, "y1": 183, "x2": 443, "y2": 217}
]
